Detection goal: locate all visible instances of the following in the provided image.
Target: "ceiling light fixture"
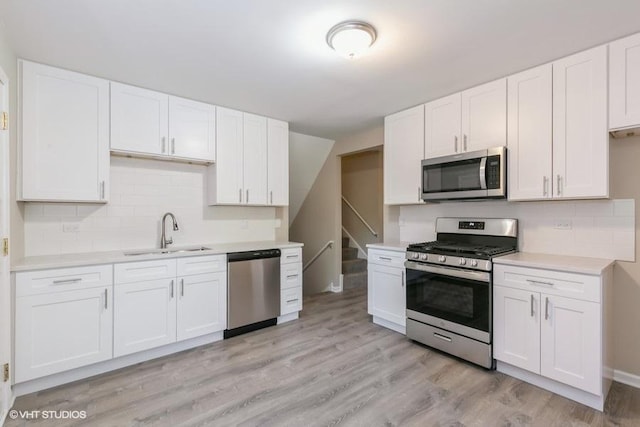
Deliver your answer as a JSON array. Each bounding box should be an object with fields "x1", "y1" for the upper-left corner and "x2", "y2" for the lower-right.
[{"x1": 326, "y1": 21, "x2": 377, "y2": 59}]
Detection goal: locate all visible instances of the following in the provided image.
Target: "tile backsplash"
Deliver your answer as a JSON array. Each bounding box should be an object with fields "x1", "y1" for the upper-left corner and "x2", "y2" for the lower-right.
[
  {"x1": 23, "y1": 157, "x2": 280, "y2": 256},
  {"x1": 399, "y1": 199, "x2": 635, "y2": 261}
]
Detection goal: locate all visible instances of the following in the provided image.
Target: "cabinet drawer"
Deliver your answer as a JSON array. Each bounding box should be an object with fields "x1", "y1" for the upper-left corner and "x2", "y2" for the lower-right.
[
  {"x1": 281, "y1": 286, "x2": 302, "y2": 315},
  {"x1": 177, "y1": 254, "x2": 226, "y2": 276},
  {"x1": 281, "y1": 262, "x2": 302, "y2": 290},
  {"x1": 114, "y1": 259, "x2": 177, "y2": 284},
  {"x1": 368, "y1": 249, "x2": 406, "y2": 268},
  {"x1": 493, "y1": 264, "x2": 601, "y2": 303},
  {"x1": 16, "y1": 265, "x2": 113, "y2": 297},
  {"x1": 281, "y1": 247, "x2": 302, "y2": 264}
]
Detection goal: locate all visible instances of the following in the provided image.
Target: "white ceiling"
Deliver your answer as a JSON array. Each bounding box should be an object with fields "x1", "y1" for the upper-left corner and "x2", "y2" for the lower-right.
[{"x1": 2, "y1": 0, "x2": 640, "y2": 139}]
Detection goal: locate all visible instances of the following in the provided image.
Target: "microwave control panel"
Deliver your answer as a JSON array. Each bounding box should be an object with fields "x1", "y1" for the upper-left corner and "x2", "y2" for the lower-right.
[{"x1": 486, "y1": 155, "x2": 501, "y2": 189}]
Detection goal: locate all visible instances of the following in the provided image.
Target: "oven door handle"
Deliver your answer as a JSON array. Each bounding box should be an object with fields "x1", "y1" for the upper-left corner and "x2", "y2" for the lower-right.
[
  {"x1": 405, "y1": 260, "x2": 490, "y2": 282},
  {"x1": 479, "y1": 156, "x2": 487, "y2": 190}
]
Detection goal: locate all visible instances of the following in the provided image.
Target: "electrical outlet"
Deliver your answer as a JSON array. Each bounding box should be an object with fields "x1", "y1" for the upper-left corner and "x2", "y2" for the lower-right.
[
  {"x1": 553, "y1": 219, "x2": 572, "y2": 230},
  {"x1": 62, "y1": 223, "x2": 80, "y2": 233}
]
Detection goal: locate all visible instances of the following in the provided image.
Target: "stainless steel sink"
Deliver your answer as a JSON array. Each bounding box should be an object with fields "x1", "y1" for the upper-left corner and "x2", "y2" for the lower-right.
[{"x1": 124, "y1": 246, "x2": 211, "y2": 256}]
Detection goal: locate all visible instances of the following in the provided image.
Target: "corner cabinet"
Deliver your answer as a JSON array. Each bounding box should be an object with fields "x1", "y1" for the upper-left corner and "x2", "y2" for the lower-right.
[
  {"x1": 207, "y1": 108, "x2": 289, "y2": 206},
  {"x1": 508, "y1": 46, "x2": 608, "y2": 200},
  {"x1": 609, "y1": 32, "x2": 640, "y2": 133},
  {"x1": 18, "y1": 60, "x2": 110, "y2": 202},
  {"x1": 367, "y1": 248, "x2": 406, "y2": 334},
  {"x1": 493, "y1": 261, "x2": 613, "y2": 411},
  {"x1": 384, "y1": 105, "x2": 424, "y2": 205},
  {"x1": 111, "y1": 82, "x2": 215, "y2": 163}
]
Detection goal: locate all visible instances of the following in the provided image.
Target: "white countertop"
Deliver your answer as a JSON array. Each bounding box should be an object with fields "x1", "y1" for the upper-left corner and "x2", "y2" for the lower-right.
[
  {"x1": 11, "y1": 241, "x2": 304, "y2": 272},
  {"x1": 366, "y1": 242, "x2": 411, "y2": 253},
  {"x1": 493, "y1": 252, "x2": 615, "y2": 275}
]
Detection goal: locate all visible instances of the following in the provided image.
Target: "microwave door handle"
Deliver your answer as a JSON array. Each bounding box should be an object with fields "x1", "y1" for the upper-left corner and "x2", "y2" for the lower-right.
[{"x1": 479, "y1": 157, "x2": 487, "y2": 190}]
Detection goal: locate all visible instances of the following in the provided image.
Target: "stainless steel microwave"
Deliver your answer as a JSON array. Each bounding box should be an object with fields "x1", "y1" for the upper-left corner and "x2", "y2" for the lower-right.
[{"x1": 421, "y1": 146, "x2": 506, "y2": 201}]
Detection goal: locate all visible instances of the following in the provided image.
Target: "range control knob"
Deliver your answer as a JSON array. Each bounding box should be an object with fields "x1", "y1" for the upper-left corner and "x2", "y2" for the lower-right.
[
  {"x1": 420, "y1": 254, "x2": 428, "y2": 260},
  {"x1": 438, "y1": 255, "x2": 446, "y2": 263},
  {"x1": 412, "y1": 253, "x2": 419, "y2": 259},
  {"x1": 470, "y1": 259, "x2": 478, "y2": 267},
  {"x1": 459, "y1": 258, "x2": 466, "y2": 266}
]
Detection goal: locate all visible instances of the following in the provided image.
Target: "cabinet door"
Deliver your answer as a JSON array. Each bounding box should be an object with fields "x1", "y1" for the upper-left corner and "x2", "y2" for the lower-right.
[
  {"x1": 110, "y1": 82, "x2": 169, "y2": 156},
  {"x1": 243, "y1": 113, "x2": 268, "y2": 205},
  {"x1": 267, "y1": 118, "x2": 289, "y2": 206},
  {"x1": 177, "y1": 272, "x2": 226, "y2": 341},
  {"x1": 540, "y1": 294, "x2": 600, "y2": 394},
  {"x1": 493, "y1": 286, "x2": 540, "y2": 373},
  {"x1": 552, "y1": 46, "x2": 608, "y2": 199},
  {"x1": 367, "y1": 263, "x2": 405, "y2": 326},
  {"x1": 15, "y1": 287, "x2": 112, "y2": 382},
  {"x1": 610, "y1": 32, "x2": 640, "y2": 130},
  {"x1": 383, "y1": 105, "x2": 424, "y2": 205},
  {"x1": 213, "y1": 107, "x2": 244, "y2": 204},
  {"x1": 114, "y1": 279, "x2": 177, "y2": 357},
  {"x1": 424, "y1": 93, "x2": 461, "y2": 158},
  {"x1": 461, "y1": 78, "x2": 507, "y2": 152},
  {"x1": 168, "y1": 96, "x2": 216, "y2": 162},
  {"x1": 20, "y1": 60, "x2": 109, "y2": 202},
  {"x1": 507, "y1": 64, "x2": 553, "y2": 200}
]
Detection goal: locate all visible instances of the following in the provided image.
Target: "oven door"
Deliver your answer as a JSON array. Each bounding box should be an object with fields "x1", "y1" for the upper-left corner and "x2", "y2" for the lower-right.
[{"x1": 405, "y1": 260, "x2": 491, "y2": 343}]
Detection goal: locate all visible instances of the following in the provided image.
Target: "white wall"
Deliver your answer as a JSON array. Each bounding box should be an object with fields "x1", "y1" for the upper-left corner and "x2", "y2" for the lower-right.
[
  {"x1": 288, "y1": 132, "x2": 334, "y2": 225},
  {"x1": 399, "y1": 199, "x2": 635, "y2": 261},
  {"x1": 23, "y1": 157, "x2": 280, "y2": 256}
]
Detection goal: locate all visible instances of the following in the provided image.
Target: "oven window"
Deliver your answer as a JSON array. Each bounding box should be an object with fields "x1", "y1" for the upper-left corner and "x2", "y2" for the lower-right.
[
  {"x1": 423, "y1": 158, "x2": 482, "y2": 193},
  {"x1": 406, "y1": 268, "x2": 489, "y2": 332}
]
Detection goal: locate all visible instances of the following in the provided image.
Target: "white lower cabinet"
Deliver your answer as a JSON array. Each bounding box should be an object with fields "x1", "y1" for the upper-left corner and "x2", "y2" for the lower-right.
[
  {"x1": 177, "y1": 272, "x2": 226, "y2": 341},
  {"x1": 280, "y1": 249, "x2": 303, "y2": 317},
  {"x1": 367, "y1": 248, "x2": 406, "y2": 333},
  {"x1": 14, "y1": 265, "x2": 114, "y2": 382},
  {"x1": 493, "y1": 261, "x2": 612, "y2": 410},
  {"x1": 114, "y1": 278, "x2": 177, "y2": 357}
]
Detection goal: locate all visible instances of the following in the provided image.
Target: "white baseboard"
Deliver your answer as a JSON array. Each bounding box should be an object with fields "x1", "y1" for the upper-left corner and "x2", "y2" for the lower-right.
[
  {"x1": 277, "y1": 312, "x2": 299, "y2": 324},
  {"x1": 614, "y1": 369, "x2": 640, "y2": 389},
  {"x1": 330, "y1": 276, "x2": 343, "y2": 293},
  {"x1": 372, "y1": 316, "x2": 406, "y2": 335}
]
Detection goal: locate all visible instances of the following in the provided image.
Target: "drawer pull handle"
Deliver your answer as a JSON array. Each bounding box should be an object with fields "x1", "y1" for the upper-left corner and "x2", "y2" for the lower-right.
[
  {"x1": 530, "y1": 294, "x2": 534, "y2": 317},
  {"x1": 104, "y1": 288, "x2": 108, "y2": 310},
  {"x1": 433, "y1": 332, "x2": 452, "y2": 342},
  {"x1": 52, "y1": 278, "x2": 82, "y2": 285},
  {"x1": 286, "y1": 298, "x2": 299, "y2": 303},
  {"x1": 170, "y1": 280, "x2": 174, "y2": 299},
  {"x1": 526, "y1": 279, "x2": 554, "y2": 287},
  {"x1": 181, "y1": 278, "x2": 185, "y2": 297},
  {"x1": 287, "y1": 275, "x2": 298, "y2": 279},
  {"x1": 379, "y1": 256, "x2": 392, "y2": 261},
  {"x1": 286, "y1": 255, "x2": 298, "y2": 259}
]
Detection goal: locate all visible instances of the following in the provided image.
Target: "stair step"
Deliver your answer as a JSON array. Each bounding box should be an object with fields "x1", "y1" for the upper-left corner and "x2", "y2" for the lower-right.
[
  {"x1": 342, "y1": 258, "x2": 367, "y2": 274},
  {"x1": 342, "y1": 247, "x2": 358, "y2": 261},
  {"x1": 342, "y1": 237, "x2": 350, "y2": 247},
  {"x1": 343, "y1": 271, "x2": 367, "y2": 290}
]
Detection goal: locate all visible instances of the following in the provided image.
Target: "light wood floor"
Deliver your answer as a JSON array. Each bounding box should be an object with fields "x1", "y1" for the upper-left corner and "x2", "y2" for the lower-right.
[{"x1": 6, "y1": 287, "x2": 640, "y2": 426}]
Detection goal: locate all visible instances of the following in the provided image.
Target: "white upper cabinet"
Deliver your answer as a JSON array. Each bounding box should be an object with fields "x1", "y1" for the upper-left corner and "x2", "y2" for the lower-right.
[
  {"x1": 19, "y1": 60, "x2": 110, "y2": 202},
  {"x1": 552, "y1": 45, "x2": 608, "y2": 199},
  {"x1": 111, "y1": 82, "x2": 168, "y2": 156},
  {"x1": 208, "y1": 109, "x2": 285, "y2": 206},
  {"x1": 507, "y1": 64, "x2": 553, "y2": 200},
  {"x1": 384, "y1": 105, "x2": 424, "y2": 205},
  {"x1": 610, "y1": 32, "x2": 640, "y2": 132},
  {"x1": 267, "y1": 119, "x2": 289, "y2": 206},
  {"x1": 423, "y1": 78, "x2": 506, "y2": 159},
  {"x1": 111, "y1": 82, "x2": 216, "y2": 163},
  {"x1": 243, "y1": 113, "x2": 268, "y2": 205},
  {"x1": 169, "y1": 96, "x2": 216, "y2": 161},
  {"x1": 424, "y1": 93, "x2": 461, "y2": 158},
  {"x1": 461, "y1": 78, "x2": 507, "y2": 152}
]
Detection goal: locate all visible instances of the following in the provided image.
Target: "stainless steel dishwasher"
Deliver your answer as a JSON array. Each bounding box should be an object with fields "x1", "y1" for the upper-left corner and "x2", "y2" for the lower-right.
[{"x1": 224, "y1": 249, "x2": 281, "y2": 338}]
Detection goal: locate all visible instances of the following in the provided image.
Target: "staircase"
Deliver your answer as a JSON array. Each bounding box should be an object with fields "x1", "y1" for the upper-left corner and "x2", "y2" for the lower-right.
[{"x1": 342, "y1": 236, "x2": 367, "y2": 290}]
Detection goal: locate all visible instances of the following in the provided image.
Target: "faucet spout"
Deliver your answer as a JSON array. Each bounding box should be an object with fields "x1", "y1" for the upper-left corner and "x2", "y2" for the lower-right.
[{"x1": 160, "y1": 212, "x2": 179, "y2": 249}]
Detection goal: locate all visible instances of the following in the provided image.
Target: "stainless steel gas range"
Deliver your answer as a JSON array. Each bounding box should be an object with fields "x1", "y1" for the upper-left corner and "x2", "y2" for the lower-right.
[{"x1": 404, "y1": 217, "x2": 518, "y2": 369}]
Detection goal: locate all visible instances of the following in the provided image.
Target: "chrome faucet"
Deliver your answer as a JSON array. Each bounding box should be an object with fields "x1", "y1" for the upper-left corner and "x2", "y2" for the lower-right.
[{"x1": 160, "y1": 212, "x2": 179, "y2": 249}]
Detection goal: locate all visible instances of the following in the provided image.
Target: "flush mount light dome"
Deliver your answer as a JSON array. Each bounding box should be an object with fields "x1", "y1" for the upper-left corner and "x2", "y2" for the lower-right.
[{"x1": 326, "y1": 21, "x2": 377, "y2": 59}]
